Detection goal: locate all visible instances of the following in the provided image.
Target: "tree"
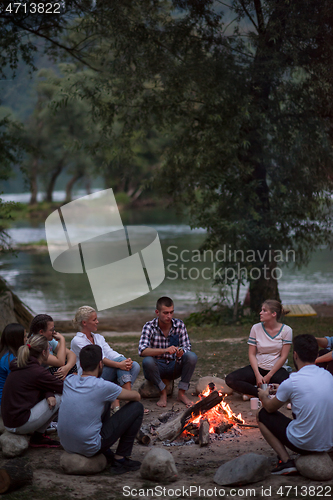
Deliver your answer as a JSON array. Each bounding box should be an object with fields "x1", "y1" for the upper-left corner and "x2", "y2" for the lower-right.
[{"x1": 58, "y1": 0, "x2": 333, "y2": 312}]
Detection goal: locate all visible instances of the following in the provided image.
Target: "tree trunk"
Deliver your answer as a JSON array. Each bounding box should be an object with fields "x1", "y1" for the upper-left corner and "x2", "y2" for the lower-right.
[
  {"x1": 29, "y1": 158, "x2": 38, "y2": 205},
  {"x1": 0, "y1": 277, "x2": 34, "y2": 330},
  {"x1": 249, "y1": 263, "x2": 281, "y2": 314},
  {"x1": 65, "y1": 173, "x2": 83, "y2": 203},
  {"x1": 45, "y1": 159, "x2": 65, "y2": 203}
]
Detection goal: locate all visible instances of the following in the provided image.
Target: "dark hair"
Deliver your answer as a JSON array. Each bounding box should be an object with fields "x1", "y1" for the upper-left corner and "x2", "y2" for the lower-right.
[
  {"x1": 80, "y1": 345, "x2": 102, "y2": 372},
  {"x1": 17, "y1": 334, "x2": 49, "y2": 368},
  {"x1": 262, "y1": 300, "x2": 284, "y2": 321},
  {"x1": 293, "y1": 334, "x2": 318, "y2": 363},
  {"x1": 0, "y1": 323, "x2": 26, "y2": 358},
  {"x1": 156, "y1": 296, "x2": 174, "y2": 311},
  {"x1": 29, "y1": 314, "x2": 53, "y2": 338}
]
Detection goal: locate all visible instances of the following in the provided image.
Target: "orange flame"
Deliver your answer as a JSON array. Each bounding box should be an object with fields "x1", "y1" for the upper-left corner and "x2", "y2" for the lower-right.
[{"x1": 183, "y1": 387, "x2": 244, "y2": 436}]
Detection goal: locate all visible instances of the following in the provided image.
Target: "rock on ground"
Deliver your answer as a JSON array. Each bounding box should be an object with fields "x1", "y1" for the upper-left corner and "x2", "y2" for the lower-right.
[
  {"x1": 0, "y1": 430, "x2": 29, "y2": 458},
  {"x1": 139, "y1": 379, "x2": 174, "y2": 398},
  {"x1": 140, "y1": 448, "x2": 178, "y2": 482},
  {"x1": 296, "y1": 453, "x2": 333, "y2": 480},
  {"x1": 0, "y1": 417, "x2": 5, "y2": 434},
  {"x1": 60, "y1": 452, "x2": 107, "y2": 475},
  {"x1": 196, "y1": 376, "x2": 233, "y2": 395},
  {"x1": 214, "y1": 453, "x2": 271, "y2": 486}
]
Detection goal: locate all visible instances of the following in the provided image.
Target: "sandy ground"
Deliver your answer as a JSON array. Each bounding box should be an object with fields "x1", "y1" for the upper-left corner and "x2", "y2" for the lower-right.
[{"x1": 5, "y1": 374, "x2": 332, "y2": 500}]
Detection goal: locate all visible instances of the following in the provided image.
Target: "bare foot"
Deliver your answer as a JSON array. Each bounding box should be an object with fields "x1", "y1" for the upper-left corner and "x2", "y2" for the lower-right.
[
  {"x1": 156, "y1": 389, "x2": 167, "y2": 407},
  {"x1": 177, "y1": 390, "x2": 193, "y2": 407}
]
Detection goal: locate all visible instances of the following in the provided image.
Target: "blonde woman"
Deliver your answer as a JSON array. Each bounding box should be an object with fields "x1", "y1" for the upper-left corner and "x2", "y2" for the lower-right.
[
  {"x1": 71, "y1": 306, "x2": 140, "y2": 410},
  {"x1": 226, "y1": 300, "x2": 292, "y2": 398},
  {"x1": 1, "y1": 334, "x2": 63, "y2": 448}
]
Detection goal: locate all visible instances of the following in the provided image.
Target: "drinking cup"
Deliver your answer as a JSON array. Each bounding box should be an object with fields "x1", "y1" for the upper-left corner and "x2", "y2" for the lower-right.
[{"x1": 250, "y1": 397, "x2": 261, "y2": 410}]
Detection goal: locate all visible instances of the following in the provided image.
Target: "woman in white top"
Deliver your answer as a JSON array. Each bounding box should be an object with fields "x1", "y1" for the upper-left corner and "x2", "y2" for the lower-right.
[
  {"x1": 70, "y1": 306, "x2": 140, "y2": 410},
  {"x1": 225, "y1": 300, "x2": 292, "y2": 398}
]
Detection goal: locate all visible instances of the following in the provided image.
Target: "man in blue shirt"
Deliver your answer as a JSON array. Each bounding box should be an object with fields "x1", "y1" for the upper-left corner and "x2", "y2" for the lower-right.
[
  {"x1": 58, "y1": 345, "x2": 143, "y2": 474},
  {"x1": 257, "y1": 334, "x2": 333, "y2": 475}
]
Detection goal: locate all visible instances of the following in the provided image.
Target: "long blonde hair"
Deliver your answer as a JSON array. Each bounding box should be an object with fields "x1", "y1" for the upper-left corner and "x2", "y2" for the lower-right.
[
  {"x1": 73, "y1": 306, "x2": 96, "y2": 330},
  {"x1": 17, "y1": 334, "x2": 48, "y2": 368}
]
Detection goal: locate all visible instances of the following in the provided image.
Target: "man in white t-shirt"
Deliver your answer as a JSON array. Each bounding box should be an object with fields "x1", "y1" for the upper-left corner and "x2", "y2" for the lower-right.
[
  {"x1": 58, "y1": 345, "x2": 143, "y2": 475},
  {"x1": 258, "y1": 334, "x2": 333, "y2": 475}
]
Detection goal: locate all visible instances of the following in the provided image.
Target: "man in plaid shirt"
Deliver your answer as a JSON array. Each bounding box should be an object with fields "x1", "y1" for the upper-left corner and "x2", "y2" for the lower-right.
[{"x1": 138, "y1": 297, "x2": 197, "y2": 407}]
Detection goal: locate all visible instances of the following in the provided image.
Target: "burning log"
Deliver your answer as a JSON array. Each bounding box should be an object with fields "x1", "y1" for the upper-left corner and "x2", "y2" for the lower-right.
[
  {"x1": 214, "y1": 422, "x2": 233, "y2": 434},
  {"x1": 198, "y1": 419, "x2": 210, "y2": 447},
  {"x1": 156, "y1": 390, "x2": 223, "y2": 442}
]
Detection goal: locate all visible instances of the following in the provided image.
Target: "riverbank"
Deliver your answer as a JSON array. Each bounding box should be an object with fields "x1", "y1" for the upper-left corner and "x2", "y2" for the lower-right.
[{"x1": 54, "y1": 304, "x2": 333, "y2": 335}]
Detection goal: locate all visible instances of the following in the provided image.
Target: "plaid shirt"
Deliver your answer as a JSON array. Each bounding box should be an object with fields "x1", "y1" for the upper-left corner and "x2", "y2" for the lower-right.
[{"x1": 138, "y1": 318, "x2": 192, "y2": 363}]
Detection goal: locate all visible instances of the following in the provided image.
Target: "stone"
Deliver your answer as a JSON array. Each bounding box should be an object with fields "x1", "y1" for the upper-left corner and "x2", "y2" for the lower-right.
[
  {"x1": 140, "y1": 448, "x2": 178, "y2": 482},
  {"x1": 214, "y1": 453, "x2": 271, "y2": 486},
  {"x1": 196, "y1": 376, "x2": 233, "y2": 396},
  {"x1": 0, "y1": 430, "x2": 29, "y2": 458},
  {"x1": 0, "y1": 416, "x2": 5, "y2": 434},
  {"x1": 296, "y1": 453, "x2": 333, "y2": 480},
  {"x1": 60, "y1": 452, "x2": 107, "y2": 475},
  {"x1": 139, "y1": 379, "x2": 174, "y2": 398}
]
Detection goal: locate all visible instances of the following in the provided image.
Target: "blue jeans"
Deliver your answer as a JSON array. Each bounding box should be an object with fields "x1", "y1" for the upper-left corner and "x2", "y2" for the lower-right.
[
  {"x1": 101, "y1": 356, "x2": 140, "y2": 387},
  {"x1": 142, "y1": 351, "x2": 197, "y2": 391}
]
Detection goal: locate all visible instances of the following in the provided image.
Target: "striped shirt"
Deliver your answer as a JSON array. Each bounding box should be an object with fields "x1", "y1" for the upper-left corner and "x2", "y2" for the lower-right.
[
  {"x1": 138, "y1": 318, "x2": 191, "y2": 363},
  {"x1": 248, "y1": 322, "x2": 292, "y2": 370}
]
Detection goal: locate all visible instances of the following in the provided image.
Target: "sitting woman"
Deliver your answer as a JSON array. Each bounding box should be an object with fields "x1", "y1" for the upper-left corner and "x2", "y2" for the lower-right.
[
  {"x1": 0, "y1": 323, "x2": 27, "y2": 406},
  {"x1": 314, "y1": 336, "x2": 333, "y2": 375},
  {"x1": 226, "y1": 300, "x2": 292, "y2": 398},
  {"x1": 29, "y1": 314, "x2": 77, "y2": 379},
  {"x1": 1, "y1": 334, "x2": 63, "y2": 447},
  {"x1": 71, "y1": 306, "x2": 140, "y2": 410}
]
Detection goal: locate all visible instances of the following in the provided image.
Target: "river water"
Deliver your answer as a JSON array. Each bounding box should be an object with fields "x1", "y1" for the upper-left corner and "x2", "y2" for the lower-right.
[{"x1": 1, "y1": 191, "x2": 333, "y2": 319}]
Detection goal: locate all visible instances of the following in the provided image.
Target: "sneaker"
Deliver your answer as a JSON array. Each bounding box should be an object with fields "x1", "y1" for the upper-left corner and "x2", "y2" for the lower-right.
[
  {"x1": 45, "y1": 421, "x2": 58, "y2": 433},
  {"x1": 287, "y1": 403, "x2": 292, "y2": 410},
  {"x1": 271, "y1": 459, "x2": 297, "y2": 475},
  {"x1": 242, "y1": 395, "x2": 250, "y2": 401},
  {"x1": 110, "y1": 457, "x2": 141, "y2": 475},
  {"x1": 29, "y1": 433, "x2": 61, "y2": 448}
]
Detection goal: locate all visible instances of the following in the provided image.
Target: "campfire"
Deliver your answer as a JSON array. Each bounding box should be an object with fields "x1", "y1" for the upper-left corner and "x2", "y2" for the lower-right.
[{"x1": 153, "y1": 384, "x2": 246, "y2": 446}]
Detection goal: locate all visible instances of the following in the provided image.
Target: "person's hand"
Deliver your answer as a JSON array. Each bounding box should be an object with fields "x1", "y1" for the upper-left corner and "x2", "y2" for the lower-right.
[
  {"x1": 54, "y1": 365, "x2": 69, "y2": 380},
  {"x1": 269, "y1": 383, "x2": 279, "y2": 394},
  {"x1": 258, "y1": 386, "x2": 269, "y2": 401},
  {"x1": 47, "y1": 396, "x2": 57, "y2": 410},
  {"x1": 125, "y1": 358, "x2": 133, "y2": 370},
  {"x1": 166, "y1": 345, "x2": 177, "y2": 354},
  {"x1": 256, "y1": 374, "x2": 265, "y2": 387},
  {"x1": 176, "y1": 347, "x2": 184, "y2": 358},
  {"x1": 118, "y1": 359, "x2": 132, "y2": 371},
  {"x1": 52, "y1": 331, "x2": 63, "y2": 342},
  {"x1": 262, "y1": 373, "x2": 272, "y2": 384}
]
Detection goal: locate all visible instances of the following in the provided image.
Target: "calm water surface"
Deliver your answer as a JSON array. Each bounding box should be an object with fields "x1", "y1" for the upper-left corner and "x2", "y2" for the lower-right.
[{"x1": 1, "y1": 193, "x2": 333, "y2": 319}]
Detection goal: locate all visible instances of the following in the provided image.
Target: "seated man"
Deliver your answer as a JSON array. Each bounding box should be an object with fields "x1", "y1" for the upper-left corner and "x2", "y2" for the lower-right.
[
  {"x1": 257, "y1": 334, "x2": 333, "y2": 475},
  {"x1": 138, "y1": 296, "x2": 197, "y2": 408},
  {"x1": 57, "y1": 345, "x2": 143, "y2": 475},
  {"x1": 314, "y1": 335, "x2": 333, "y2": 375},
  {"x1": 29, "y1": 314, "x2": 77, "y2": 379}
]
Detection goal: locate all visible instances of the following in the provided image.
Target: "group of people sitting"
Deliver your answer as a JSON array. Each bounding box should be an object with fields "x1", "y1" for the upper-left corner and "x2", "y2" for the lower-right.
[{"x1": 0, "y1": 296, "x2": 332, "y2": 476}]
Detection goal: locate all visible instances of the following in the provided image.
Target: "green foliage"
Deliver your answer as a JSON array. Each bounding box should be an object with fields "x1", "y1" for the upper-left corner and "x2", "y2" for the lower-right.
[{"x1": 59, "y1": 0, "x2": 333, "y2": 312}]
